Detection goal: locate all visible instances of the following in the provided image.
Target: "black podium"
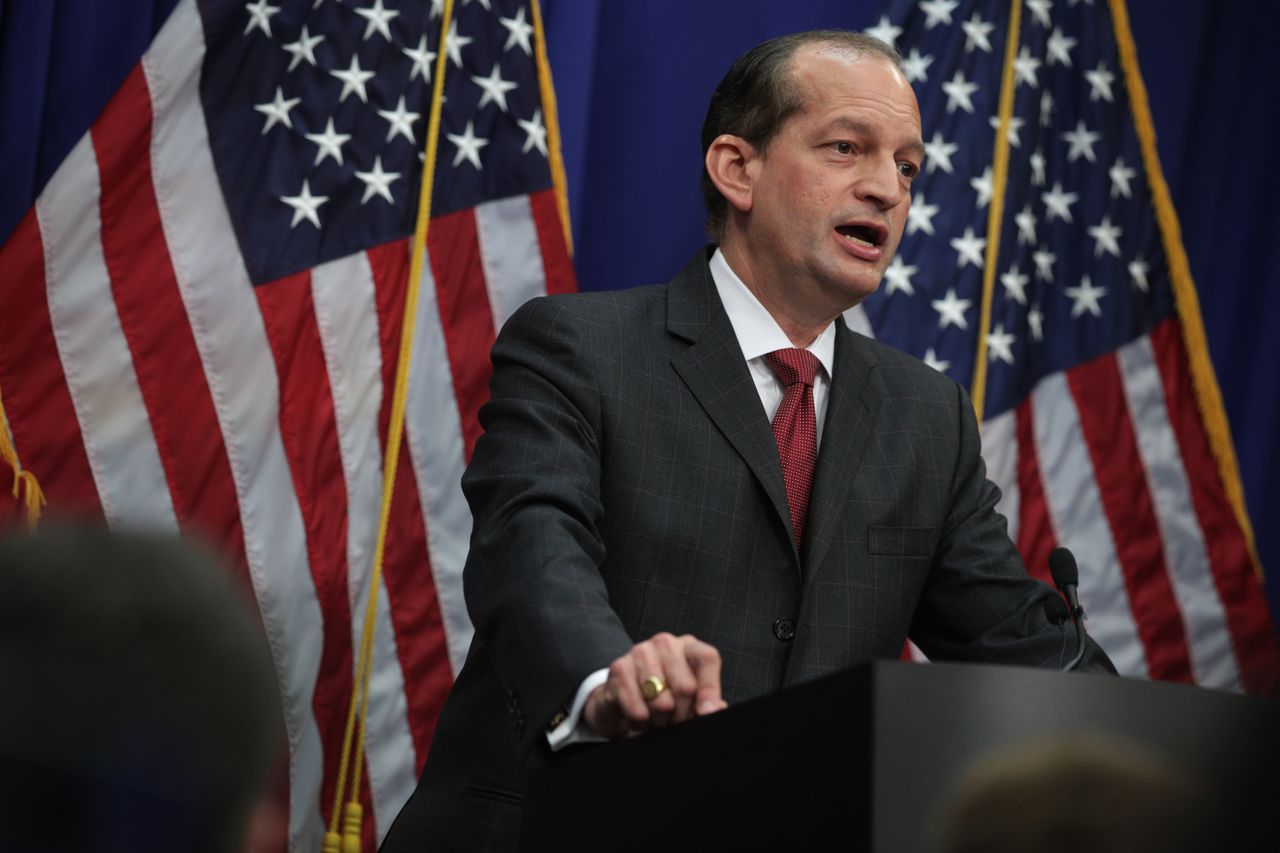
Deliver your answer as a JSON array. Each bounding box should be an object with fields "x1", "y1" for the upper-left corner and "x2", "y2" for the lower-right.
[{"x1": 520, "y1": 661, "x2": 1278, "y2": 852}]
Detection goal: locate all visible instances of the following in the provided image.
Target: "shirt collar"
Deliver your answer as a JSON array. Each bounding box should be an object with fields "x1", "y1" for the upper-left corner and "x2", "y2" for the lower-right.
[{"x1": 708, "y1": 248, "x2": 836, "y2": 378}]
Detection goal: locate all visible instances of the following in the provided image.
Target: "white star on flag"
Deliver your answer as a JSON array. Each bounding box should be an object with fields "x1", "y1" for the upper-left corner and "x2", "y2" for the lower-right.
[
  {"x1": 446, "y1": 19, "x2": 473, "y2": 67},
  {"x1": 1014, "y1": 46, "x2": 1041, "y2": 87},
  {"x1": 499, "y1": 7, "x2": 535, "y2": 55},
  {"x1": 962, "y1": 12, "x2": 996, "y2": 53},
  {"x1": 354, "y1": 156, "x2": 400, "y2": 204},
  {"x1": 280, "y1": 178, "x2": 327, "y2": 228},
  {"x1": 517, "y1": 109, "x2": 548, "y2": 155},
  {"x1": 1047, "y1": 27, "x2": 1078, "y2": 66},
  {"x1": 902, "y1": 48, "x2": 934, "y2": 83},
  {"x1": 1027, "y1": 0, "x2": 1053, "y2": 27},
  {"x1": 924, "y1": 131, "x2": 959, "y2": 173},
  {"x1": 865, "y1": 15, "x2": 903, "y2": 47},
  {"x1": 1085, "y1": 61, "x2": 1116, "y2": 102},
  {"x1": 1088, "y1": 216, "x2": 1123, "y2": 257},
  {"x1": 923, "y1": 347, "x2": 952, "y2": 373},
  {"x1": 254, "y1": 87, "x2": 300, "y2": 134},
  {"x1": 989, "y1": 114, "x2": 1025, "y2": 147},
  {"x1": 448, "y1": 120, "x2": 489, "y2": 169},
  {"x1": 986, "y1": 324, "x2": 1017, "y2": 364},
  {"x1": 472, "y1": 63, "x2": 519, "y2": 112},
  {"x1": 971, "y1": 166, "x2": 994, "y2": 209},
  {"x1": 330, "y1": 56, "x2": 375, "y2": 103},
  {"x1": 951, "y1": 226, "x2": 987, "y2": 269},
  {"x1": 1065, "y1": 275, "x2": 1107, "y2": 317},
  {"x1": 282, "y1": 25, "x2": 324, "y2": 72},
  {"x1": 1033, "y1": 248, "x2": 1057, "y2": 282},
  {"x1": 919, "y1": 0, "x2": 960, "y2": 29},
  {"x1": 244, "y1": 0, "x2": 280, "y2": 37},
  {"x1": 1062, "y1": 119, "x2": 1101, "y2": 162},
  {"x1": 1030, "y1": 149, "x2": 1046, "y2": 185},
  {"x1": 355, "y1": 0, "x2": 399, "y2": 42},
  {"x1": 378, "y1": 96, "x2": 420, "y2": 144},
  {"x1": 883, "y1": 256, "x2": 918, "y2": 296},
  {"x1": 1001, "y1": 265, "x2": 1030, "y2": 304},
  {"x1": 1015, "y1": 205, "x2": 1037, "y2": 245},
  {"x1": 1110, "y1": 157, "x2": 1137, "y2": 198},
  {"x1": 402, "y1": 35, "x2": 436, "y2": 83},
  {"x1": 1042, "y1": 181, "x2": 1079, "y2": 222},
  {"x1": 304, "y1": 118, "x2": 350, "y2": 166},
  {"x1": 907, "y1": 191, "x2": 940, "y2": 235},
  {"x1": 1129, "y1": 258, "x2": 1151, "y2": 292},
  {"x1": 942, "y1": 71, "x2": 979, "y2": 113},
  {"x1": 1027, "y1": 305, "x2": 1045, "y2": 341},
  {"x1": 932, "y1": 287, "x2": 972, "y2": 329}
]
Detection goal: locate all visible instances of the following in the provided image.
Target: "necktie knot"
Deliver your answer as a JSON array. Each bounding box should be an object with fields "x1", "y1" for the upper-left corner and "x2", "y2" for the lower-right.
[{"x1": 765, "y1": 348, "x2": 821, "y2": 389}]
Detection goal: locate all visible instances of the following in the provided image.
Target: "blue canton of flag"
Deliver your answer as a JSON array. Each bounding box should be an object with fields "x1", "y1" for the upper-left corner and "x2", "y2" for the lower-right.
[{"x1": 198, "y1": 0, "x2": 553, "y2": 284}]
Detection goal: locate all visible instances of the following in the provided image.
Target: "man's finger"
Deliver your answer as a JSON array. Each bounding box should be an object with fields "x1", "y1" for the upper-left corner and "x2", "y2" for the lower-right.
[
  {"x1": 655, "y1": 637, "x2": 700, "y2": 723},
  {"x1": 682, "y1": 635, "x2": 725, "y2": 715},
  {"x1": 607, "y1": 655, "x2": 650, "y2": 727}
]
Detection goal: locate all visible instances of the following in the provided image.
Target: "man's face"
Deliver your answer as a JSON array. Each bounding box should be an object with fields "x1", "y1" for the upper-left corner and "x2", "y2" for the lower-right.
[{"x1": 741, "y1": 47, "x2": 923, "y2": 317}]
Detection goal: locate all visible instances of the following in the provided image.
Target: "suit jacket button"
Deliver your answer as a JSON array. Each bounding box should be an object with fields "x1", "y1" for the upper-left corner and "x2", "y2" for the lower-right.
[{"x1": 773, "y1": 617, "x2": 796, "y2": 641}]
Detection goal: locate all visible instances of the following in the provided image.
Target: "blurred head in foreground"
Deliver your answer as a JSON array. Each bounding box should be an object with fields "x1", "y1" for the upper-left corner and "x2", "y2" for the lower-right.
[
  {"x1": 936, "y1": 735, "x2": 1210, "y2": 853},
  {"x1": 0, "y1": 524, "x2": 285, "y2": 853}
]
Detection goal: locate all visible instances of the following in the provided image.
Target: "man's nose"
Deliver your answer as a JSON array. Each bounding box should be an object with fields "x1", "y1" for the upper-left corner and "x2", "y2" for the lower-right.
[{"x1": 855, "y1": 154, "x2": 905, "y2": 211}]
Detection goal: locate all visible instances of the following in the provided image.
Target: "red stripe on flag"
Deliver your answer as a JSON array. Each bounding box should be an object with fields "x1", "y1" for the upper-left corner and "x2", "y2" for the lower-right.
[
  {"x1": 0, "y1": 209, "x2": 101, "y2": 521},
  {"x1": 528, "y1": 189, "x2": 577, "y2": 296},
  {"x1": 1150, "y1": 320, "x2": 1280, "y2": 694},
  {"x1": 427, "y1": 210, "x2": 495, "y2": 461},
  {"x1": 255, "y1": 272, "x2": 356, "y2": 826},
  {"x1": 89, "y1": 65, "x2": 249, "y2": 569},
  {"x1": 367, "y1": 239, "x2": 454, "y2": 770},
  {"x1": 1014, "y1": 398, "x2": 1056, "y2": 587},
  {"x1": 1067, "y1": 352, "x2": 1194, "y2": 682}
]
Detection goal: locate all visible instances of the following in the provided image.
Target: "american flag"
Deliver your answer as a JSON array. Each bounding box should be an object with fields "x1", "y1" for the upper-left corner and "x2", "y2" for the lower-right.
[
  {"x1": 853, "y1": 0, "x2": 1278, "y2": 692},
  {"x1": 0, "y1": 0, "x2": 573, "y2": 849}
]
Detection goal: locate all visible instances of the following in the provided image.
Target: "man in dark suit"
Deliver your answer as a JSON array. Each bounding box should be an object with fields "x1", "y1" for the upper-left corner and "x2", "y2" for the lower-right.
[{"x1": 382, "y1": 29, "x2": 1113, "y2": 852}]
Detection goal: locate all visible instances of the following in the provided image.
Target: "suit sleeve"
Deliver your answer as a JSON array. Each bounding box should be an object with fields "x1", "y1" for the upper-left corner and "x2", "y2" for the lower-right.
[
  {"x1": 909, "y1": 380, "x2": 1116, "y2": 673},
  {"x1": 460, "y1": 296, "x2": 635, "y2": 754}
]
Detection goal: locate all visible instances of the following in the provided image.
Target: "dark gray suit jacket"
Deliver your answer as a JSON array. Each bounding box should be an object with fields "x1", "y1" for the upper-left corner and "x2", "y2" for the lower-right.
[{"x1": 380, "y1": 250, "x2": 1112, "y2": 852}]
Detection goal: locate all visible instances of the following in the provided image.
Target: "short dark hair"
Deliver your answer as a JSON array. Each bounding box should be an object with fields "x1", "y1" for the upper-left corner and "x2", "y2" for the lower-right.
[
  {"x1": 700, "y1": 30, "x2": 904, "y2": 240},
  {"x1": 0, "y1": 525, "x2": 284, "y2": 853}
]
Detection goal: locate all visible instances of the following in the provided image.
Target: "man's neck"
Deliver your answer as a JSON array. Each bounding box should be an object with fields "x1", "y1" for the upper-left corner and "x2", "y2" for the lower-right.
[{"x1": 718, "y1": 242, "x2": 835, "y2": 349}]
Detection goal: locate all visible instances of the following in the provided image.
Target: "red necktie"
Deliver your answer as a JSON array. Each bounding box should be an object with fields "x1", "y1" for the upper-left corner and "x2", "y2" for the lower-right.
[{"x1": 764, "y1": 348, "x2": 820, "y2": 549}]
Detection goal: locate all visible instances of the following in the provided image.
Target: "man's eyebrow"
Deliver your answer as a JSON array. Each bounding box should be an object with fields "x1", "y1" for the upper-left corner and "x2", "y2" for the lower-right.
[{"x1": 822, "y1": 117, "x2": 925, "y2": 160}]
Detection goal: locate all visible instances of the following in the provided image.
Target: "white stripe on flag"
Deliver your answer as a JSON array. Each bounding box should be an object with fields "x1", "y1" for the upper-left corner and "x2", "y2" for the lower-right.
[
  {"x1": 1031, "y1": 372, "x2": 1149, "y2": 677},
  {"x1": 406, "y1": 250, "x2": 474, "y2": 675},
  {"x1": 36, "y1": 136, "x2": 178, "y2": 532},
  {"x1": 143, "y1": 2, "x2": 326, "y2": 847},
  {"x1": 980, "y1": 408, "x2": 1020, "y2": 545},
  {"x1": 1117, "y1": 334, "x2": 1242, "y2": 690},
  {"x1": 475, "y1": 194, "x2": 548, "y2": 330},
  {"x1": 310, "y1": 252, "x2": 418, "y2": 838}
]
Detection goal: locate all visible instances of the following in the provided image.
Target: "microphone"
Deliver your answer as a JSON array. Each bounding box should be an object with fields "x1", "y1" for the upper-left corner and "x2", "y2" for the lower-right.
[
  {"x1": 1047, "y1": 547, "x2": 1088, "y2": 671},
  {"x1": 1043, "y1": 595, "x2": 1070, "y2": 626}
]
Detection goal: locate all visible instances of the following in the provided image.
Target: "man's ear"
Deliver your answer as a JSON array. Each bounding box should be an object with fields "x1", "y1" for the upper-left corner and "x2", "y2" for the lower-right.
[{"x1": 705, "y1": 134, "x2": 756, "y2": 215}]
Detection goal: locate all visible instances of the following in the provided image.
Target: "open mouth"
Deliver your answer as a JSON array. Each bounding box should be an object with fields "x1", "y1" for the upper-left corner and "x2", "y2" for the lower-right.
[{"x1": 835, "y1": 221, "x2": 889, "y2": 248}]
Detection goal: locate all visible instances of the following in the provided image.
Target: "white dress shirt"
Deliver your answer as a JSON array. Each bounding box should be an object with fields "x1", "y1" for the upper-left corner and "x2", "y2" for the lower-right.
[{"x1": 546, "y1": 248, "x2": 838, "y2": 749}]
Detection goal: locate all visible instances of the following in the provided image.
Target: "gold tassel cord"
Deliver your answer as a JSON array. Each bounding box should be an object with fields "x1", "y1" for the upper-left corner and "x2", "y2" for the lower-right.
[
  {"x1": 0, "y1": 383, "x2": 46, "y2": 529},
  {"x1": 323, "y1": 0, "x2": 457, "y2": 849},
  {"x1": 970, "y1": 0, "x2": 1024, "y2": 425},
  {"x1": 1106, "y1": 0, "x2": 1263, "y2": 577},
  {"x1": 529, "y1": 0, "x2": 573, "y2": 257}
]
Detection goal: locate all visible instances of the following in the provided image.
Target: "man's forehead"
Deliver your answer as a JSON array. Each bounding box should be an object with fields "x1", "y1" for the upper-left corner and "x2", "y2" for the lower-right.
[{"x1": 786, "y1": 46, "x2": 922, "y2": 137}]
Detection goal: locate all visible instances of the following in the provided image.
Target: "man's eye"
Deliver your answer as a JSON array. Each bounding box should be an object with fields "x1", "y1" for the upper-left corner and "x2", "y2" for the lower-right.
[
  {"x1": 898, "y1": 162, "x2": 920, "y2": 179},
  {"x1": 833, "y1": 141, "x2": 854, "y2": 155}
]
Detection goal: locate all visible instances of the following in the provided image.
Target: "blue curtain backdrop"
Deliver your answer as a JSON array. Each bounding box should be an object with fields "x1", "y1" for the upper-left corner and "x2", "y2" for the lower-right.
[{"x1": 2, "y1": 0, "x2": 1277, "y2": 623}]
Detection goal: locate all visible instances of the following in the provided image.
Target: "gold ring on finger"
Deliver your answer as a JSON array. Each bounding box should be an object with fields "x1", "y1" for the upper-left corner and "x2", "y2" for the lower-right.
[{"x1": 641, "y1": 675, "x2": 666, "y2": 700}]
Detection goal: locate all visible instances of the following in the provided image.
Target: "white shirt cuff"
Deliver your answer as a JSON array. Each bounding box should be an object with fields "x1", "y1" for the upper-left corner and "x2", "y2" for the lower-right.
[{"x1": 545, "y1": 667, "x2": 610, "y2": 751}]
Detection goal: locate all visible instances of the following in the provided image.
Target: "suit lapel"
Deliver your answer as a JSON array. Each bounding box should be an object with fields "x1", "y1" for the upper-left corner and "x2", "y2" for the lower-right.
[
  {"x1": 802, "y1": 322, "x2": 884, "y2": 574},
  {"x1": 666, "y1": 254, "x2": 795, "y2": 554}
]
